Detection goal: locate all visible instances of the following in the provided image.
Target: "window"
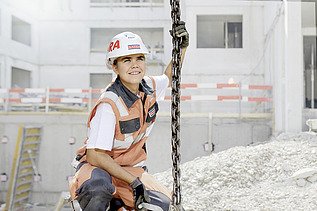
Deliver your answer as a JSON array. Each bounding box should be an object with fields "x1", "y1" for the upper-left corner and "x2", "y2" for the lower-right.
[
  {"x1": 90, "y1": 73, "x2": 113, "y2": 88},
  {"x1": 304, "y1": 36, "x2": 317, "y2": 108},
  {"x1": 197, "y1": 15, "x2": 243, "y2": 48},
  {"x1": 11, "y1": 67, "x2": 31, "y2": 88},
  {"x1": 90, "y1": 28, "x2": 164, "y2": 60},
  {"x1": 12, "y1": 16, "x2": 31, "y2": 46}
]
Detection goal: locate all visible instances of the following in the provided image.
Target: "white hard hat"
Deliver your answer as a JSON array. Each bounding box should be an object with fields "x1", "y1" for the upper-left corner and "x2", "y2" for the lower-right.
[{"x1": 106, "y1": 31, "x2": 149, "y2": 69}]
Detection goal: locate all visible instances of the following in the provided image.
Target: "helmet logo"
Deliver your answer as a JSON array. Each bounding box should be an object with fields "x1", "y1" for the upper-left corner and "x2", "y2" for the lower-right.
[
  {"x1": 108, "y1": 40, "x2": 120, "y2": 52},
  {"x1": 128, "y1": 44, "x2": 141, "y2": 50}
]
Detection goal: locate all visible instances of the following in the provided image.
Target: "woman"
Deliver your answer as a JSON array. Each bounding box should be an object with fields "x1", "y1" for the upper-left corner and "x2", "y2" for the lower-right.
[{"x1": 70, "y1": 22, "x2": 189, "y2": 211}]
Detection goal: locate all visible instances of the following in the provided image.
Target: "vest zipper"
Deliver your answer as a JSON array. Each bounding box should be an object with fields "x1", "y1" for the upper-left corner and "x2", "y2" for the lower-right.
[
  {"x1": 141, "y1": 93, "x2": 147, "y2": 153},
  {"x1": 142, "y1": 93, "x2": 147, "y2": 122}
]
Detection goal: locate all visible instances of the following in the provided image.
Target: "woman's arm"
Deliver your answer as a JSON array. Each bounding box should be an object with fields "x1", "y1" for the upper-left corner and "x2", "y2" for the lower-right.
[
  {"x1": 164, "y1": 21, "x2": 189, "y2": 87},
  {"x1": 164, "y1": 47, "x2": 187, "y2": 87},
  {"x1": 86, "y1": 148, "x2": 136, "y2": 184}
]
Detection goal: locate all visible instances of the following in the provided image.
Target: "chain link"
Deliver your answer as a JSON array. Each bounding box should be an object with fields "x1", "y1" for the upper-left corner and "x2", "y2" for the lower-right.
[{"x1": 170, "y1": 0, "x2": 182, "y2": 209}]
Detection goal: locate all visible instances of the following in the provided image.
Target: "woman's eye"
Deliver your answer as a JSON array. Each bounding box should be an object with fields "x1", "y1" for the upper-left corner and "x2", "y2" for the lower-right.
[
  {"x1": 123, "y1": 59, "x2": 130, "y2": 63},
  {"x1": 138, "y1": 57, "x2": 144, "y2": 61}
]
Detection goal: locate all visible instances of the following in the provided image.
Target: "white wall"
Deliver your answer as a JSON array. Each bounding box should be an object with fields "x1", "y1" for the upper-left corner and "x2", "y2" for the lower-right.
[
  {"x1": 182, "y1": 0, "x2": 265, "y2": 85},
  {"x1": 1, "y1": 0, "x2": 285, "y2": 88},
  {"x1": 0, "y1": 1, "x2": 39, "y2": 88},
  {"x1": 261, "y1": 1, "x2": 285, "y2": 134},
  {"x1": 37, "y1": 0, "x2": 170, "y2": 87},
  {"x1": 261, "y1": 1, "x2": 304, "y2": 134},
  {"x1": 284, "y1": 2, "x2": 303, "y2": 132},
  {"x1": 39, "y1": 66, "x2": 108, "y2": 88}
]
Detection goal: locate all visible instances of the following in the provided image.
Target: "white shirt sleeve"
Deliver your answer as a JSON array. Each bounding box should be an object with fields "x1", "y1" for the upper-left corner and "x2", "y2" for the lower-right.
[
  {"x1": 144, "y1": 74, "x2": 169, "y2": 101},
  {"x1": 86, "y1": 103, "x2": 116, "y2": 151}
]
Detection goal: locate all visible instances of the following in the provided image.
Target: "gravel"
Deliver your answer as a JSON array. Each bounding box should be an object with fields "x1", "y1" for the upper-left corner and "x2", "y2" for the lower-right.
[{"x1": 154, "y1": 132, "x2": 317, "y2": 210}]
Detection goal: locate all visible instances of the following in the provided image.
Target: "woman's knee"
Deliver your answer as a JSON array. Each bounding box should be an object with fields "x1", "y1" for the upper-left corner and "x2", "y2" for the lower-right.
[
  {"x1": 76, "y1": 168, "x2": 115, "y2": 210},
  {"x1": 88, "y1": 168, "x2": 115, "y2": 194}
]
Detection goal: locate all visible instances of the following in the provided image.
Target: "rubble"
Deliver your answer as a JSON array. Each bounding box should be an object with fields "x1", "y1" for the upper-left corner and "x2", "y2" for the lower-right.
[{"x1": 154, "y1": 132, "x2": 317, "y2": 210}]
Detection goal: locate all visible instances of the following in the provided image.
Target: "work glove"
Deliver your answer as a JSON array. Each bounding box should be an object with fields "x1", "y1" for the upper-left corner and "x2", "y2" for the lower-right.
[
  {"x1": 170, "y1": 21, "x2": 189, "y2": 48},
  {"x1": 130, "y1": 177, "x2": 151, "y2": 210}
]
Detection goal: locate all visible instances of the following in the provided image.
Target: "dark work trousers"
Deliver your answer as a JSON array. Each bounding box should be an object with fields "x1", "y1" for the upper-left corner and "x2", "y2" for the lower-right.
[{"x1": 75, "y1": 164, "x2": 171, "y2": 211}]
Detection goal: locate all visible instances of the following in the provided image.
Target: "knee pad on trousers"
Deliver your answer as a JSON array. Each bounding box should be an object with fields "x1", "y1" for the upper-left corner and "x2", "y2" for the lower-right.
[{"x1": 76, "y1": 168, "x2": 115, "y2": 211}]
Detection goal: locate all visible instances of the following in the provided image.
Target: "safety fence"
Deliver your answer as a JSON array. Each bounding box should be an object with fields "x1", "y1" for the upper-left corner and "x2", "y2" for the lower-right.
[
  {"x1": 0, "y1": 83, "x2": 272, "y2": 113},
  {"x1": 166, "y1": 83, "x2": 272, "y2": 102},
  {"x1": 90, "y1": 0, "x2": 164, "y2": 7}
]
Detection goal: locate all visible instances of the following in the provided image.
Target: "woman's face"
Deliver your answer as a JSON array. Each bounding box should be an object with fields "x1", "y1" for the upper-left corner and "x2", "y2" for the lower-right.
[{"x1": 113, "y1": 53, "x2": 146, "y2": 93}]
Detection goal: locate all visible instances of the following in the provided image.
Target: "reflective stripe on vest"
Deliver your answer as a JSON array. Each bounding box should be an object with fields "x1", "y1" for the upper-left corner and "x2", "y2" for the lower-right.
[
  {"x1": 100, "y1": 90, "x2": 156, "y2": 151},
  {"x1": 133, "y1": 160, "x2": 145, "y2": 168},
  {"x1": 113, "y1": 124, "x2": 154, "y2": 149},
  {"x1": 134, "y1": 132, "x2": 146, "y2": 144},
  {"x1": 113, "y1": 136, "x2": 134, "y2": 149},
  {"x1": 144, "y1": 123, "x2": 154, "y2": 137},
  {"x1": 100, "y1": 91, "x2": 129, "y2": 116},
  {"x1": 101, "y1": 92, "x2": 136, "y2": 149}
]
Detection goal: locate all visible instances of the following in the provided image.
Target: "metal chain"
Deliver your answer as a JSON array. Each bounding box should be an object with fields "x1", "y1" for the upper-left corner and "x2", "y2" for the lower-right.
[{"x1": 170, "y1": 0, "x2": 182, "y2": 210}]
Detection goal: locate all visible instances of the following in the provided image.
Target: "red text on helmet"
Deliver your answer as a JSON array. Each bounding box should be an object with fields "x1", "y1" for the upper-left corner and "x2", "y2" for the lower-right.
[{"x1": 108, "y1": 40, "x2": 120, "y2": 52}]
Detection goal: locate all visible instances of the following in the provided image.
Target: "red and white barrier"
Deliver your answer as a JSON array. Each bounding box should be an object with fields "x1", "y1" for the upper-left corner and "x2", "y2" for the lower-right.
[
  {"x1": 49, "y1": 98, "x2": 90, "y2": 103},
  {"x1": 0, "y1": 83, "x2": 272, "y2": 112},
  {"x1": 0, "y1": 88, "x2": 103, "y2": 94},
  {"x1": 49, "y1": 88, "x2": 102, "y2": 93},
  {"x1": 7, "y1": 88, "x2": 46, "y2": 93},
  {"x1": 164, "y1": 95, "x2": 272, "y2": 102},
  {"x1": 179, "y1": 83, "x2": 272, "y2": 90},
  {"x1": 8, "y1": 98, "x2": 44, "y2": 103},
  {"x1": 0, "y1": 83, "x2": 271, "y2": 95}
]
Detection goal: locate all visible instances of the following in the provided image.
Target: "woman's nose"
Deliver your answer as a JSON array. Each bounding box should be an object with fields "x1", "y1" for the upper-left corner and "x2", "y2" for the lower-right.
[{"x1": 131, "y1": 59, "x2": 139, "y2": 67}]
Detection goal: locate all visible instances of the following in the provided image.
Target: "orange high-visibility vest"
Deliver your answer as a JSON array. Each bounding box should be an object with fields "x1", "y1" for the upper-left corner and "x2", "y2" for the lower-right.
[{"x1": 70, "y1": 77, "x2": 159, "y2": 207}]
